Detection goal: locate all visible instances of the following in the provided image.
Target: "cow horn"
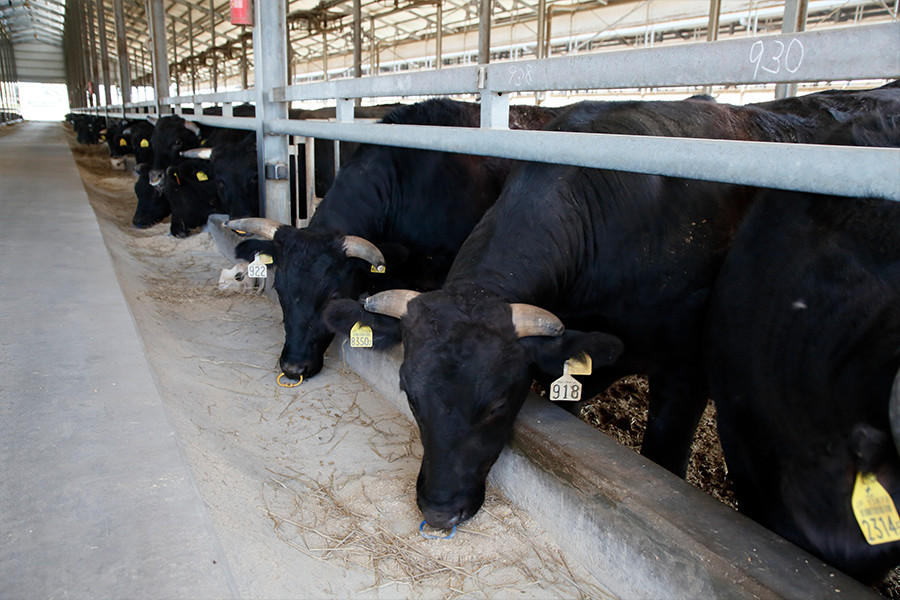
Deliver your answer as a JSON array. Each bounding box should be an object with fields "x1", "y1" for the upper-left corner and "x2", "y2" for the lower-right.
[
  {"x1": 181, "y1": 147, "x2": 213, "y2": 159},
  {"x1": 342, "y1": 235, "x2": 386, "y2": 269},
  {"x1": 889, "y1": 367, "x2": 900, "y2": 458},
  {"x1": 185, "y1": 120, "x2": 202, "y2": 137},
  {"x1": 225, "y1": 217, "x2": 283, "y2": 240},
  {"x1": 364, "y1": 289, "x2": 421, "y2": 320},
  {"x1": 509, "y1": 303, "x2": 565, "y2": 338}
]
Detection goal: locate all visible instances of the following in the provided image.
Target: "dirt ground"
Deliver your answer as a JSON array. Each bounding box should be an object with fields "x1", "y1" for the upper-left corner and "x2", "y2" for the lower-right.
[
  {"x1": 66, "y1": 129, "x2": 619, "y2": 599},
  {"x1": 66, "y1": 126, "x2": 898, "y2": 598}
]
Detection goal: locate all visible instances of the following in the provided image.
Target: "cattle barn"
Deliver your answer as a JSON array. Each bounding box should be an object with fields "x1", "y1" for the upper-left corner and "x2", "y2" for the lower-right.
[{"x1": 1, "y1": 0, "x2": 899, "y2": 597}]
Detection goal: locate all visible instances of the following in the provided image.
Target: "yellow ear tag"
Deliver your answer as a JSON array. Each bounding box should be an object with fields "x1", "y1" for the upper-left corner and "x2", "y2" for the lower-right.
[
  {"x1": 258, "y1": 253, "x2": 273, "y2": 265},
  {"x1": 140, "y1": 139, "x2": 149, "y2": 148},
  {"x1": 371, "y1": 265, "x2": 386, "y2": 274},
  {"x1": 172, "y1": 172, "x2": 181, "y2": 185},
  {"x1": 119, "y1": 138, "x2": 128, "y2": 146},
  {"x1": 851, "y1": 472, "x2": 900, "y2": 545},
  {"x1": 566, "y1": 353, "x2": 592, "y2": 376},
  {"x1": 196, "y1": 170, "x2": 208, "y2": 182},
  {"x1": 350, "y1": 322, "x2": 373, "y2": 348}
]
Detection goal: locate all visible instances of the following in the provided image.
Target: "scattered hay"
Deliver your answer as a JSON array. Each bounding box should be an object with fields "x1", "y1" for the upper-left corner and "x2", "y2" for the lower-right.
[{"x1": 262, "y1": 468, "x2": 615, "y2": 600}]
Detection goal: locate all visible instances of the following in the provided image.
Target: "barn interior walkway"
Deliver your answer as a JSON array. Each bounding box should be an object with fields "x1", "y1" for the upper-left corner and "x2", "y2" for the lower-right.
[{"x1": 0, "y1": 121, "x2": 238, "y2": 599}]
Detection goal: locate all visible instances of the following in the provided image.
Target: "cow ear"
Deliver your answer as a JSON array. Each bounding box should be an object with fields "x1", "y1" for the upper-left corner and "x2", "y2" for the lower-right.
[
  {"x1": 377, "y1": 242, "x2": 410, "y2": 267},
  {"x1": 323, "y1": 298, "x2": 403, "y2": 349},
  {"x1": 520, "y1": 330, "x2": 623, "y2": 376},
  {"x1": 235, "y1": 239, "x2": 279, "y2": 265}
]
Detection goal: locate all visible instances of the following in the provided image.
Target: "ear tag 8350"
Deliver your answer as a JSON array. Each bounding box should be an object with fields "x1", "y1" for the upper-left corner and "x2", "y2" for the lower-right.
[
  {"x1": 371, "y1": 265, "x2": 386, "y2": 274},
  {"x1": 248, "y1": 253, "x2": 270, "y2": 279},
  {"x1": 852, "y1": 472, "x2": 900, "y2": 545},
  {"x1": 549, "y1": 363, "x2": 581, "y2": 402},
  {"x1": 350, "y1": 322, "x2": 373, "y2": 348}
]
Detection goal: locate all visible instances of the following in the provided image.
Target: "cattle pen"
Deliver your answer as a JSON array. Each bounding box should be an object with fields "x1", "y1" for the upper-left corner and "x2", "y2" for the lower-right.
[{"x1": 2, "y1": 1, "x2": 900, "y2": 599}]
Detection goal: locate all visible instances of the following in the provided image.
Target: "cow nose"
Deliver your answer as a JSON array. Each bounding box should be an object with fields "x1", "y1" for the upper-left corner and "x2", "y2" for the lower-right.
[
  {"x1": 149, "y1": 169, "x2": 164, "y2": 187},
  {"x1": 421, "y1": 505, "x2": 471, "y2": 530},
  {"x1": 279, "y1": 357, "x2": 323, "y2": 380}
]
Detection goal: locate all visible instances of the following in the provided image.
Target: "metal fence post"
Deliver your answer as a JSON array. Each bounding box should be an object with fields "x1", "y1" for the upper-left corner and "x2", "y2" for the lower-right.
[
  {"x1": 147, "y1": 0, "x2": 171, "y2": 114},
  {"x1": 254, "y1": 0, "x2": 291, "y2": 223}
]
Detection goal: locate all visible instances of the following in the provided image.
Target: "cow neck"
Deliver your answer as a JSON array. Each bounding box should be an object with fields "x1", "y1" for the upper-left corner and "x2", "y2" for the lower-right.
[{"x1": 443, "y1": 163, "x2": 588, "y2": 314}]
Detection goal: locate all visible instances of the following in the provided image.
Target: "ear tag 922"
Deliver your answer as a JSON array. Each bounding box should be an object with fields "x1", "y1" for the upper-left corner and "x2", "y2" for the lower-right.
[
  {"x1": 350, "y1": 322, "x2": 373, "y2": 348},
  {"x1": 549, "y1": 362, "x2": 581, "y2": 402},
  {"x1": 851, "y1": 472, "x2": 900, "y2": 545},
  {"x1": 371, "y1": 265, "x2": 386, "y2": 274},
  {"x1": 247, "y1": 253, "x2": 271, "y2": 279}
]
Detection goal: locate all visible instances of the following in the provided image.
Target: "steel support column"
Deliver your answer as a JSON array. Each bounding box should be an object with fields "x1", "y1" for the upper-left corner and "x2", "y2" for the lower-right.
[
  {"x1": 96, "y1": 0, "x2": 113, "y2": 111},
  {"x1": 436, "y1": 0, "x2": 443, "y2": 69},
  {"x1": 209, "y1": 0, "x2": 218, "y2": 92},
  {"x1": 254, "y1": 0, "x2": 291, "y2": 223},
  {"x1": 775, "y1": 0, "x2": 809, "y2": 98},
  {"x1": 148, "y1": 0, "x2": 171, "y2": 113},
  {"x1": 478, "y1": 0, "x2": 492, "y2": 64},
  {"x1": 113, "y1": 0, "x2": 131, "y2": 108}
]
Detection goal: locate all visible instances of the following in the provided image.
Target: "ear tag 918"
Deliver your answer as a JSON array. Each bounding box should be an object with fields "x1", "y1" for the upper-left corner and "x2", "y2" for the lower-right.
[
  {"x1": 549, "y1": 362, "x2": 581, "y2": 402},
  {"x1": 371, "y1": 265, "x2": 386, "y2": 274},
  {"x1": 851, "y1": 472, "x2": 900, "y2": 545},
  {"x1": 247, "y1": 252, "x2": 270, "y2": 279},
  {"x1": 350, "y1": 322, "x2": 373, "y2": 348}
]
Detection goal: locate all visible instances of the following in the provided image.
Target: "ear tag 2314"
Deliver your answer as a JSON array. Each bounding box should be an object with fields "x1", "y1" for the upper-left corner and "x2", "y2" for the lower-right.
[
  {"x1": 371, "y1": 265, "x2": 386, "y2": 274},
  {"x1": 852, "y1": 472, "x2": 900, "y2": 545},
  {"x1": 566, "y1": 354, "x2": 592, "y2": 376},
  {"x1": 248, "y1": 253, "x2": 270, "y2": 279},
  {"x1": 549, "y1": 363, "x2": 581, "y2": 402},
  {"x1": 350, "y1": 322, "x2": 373, "y2": 348}
]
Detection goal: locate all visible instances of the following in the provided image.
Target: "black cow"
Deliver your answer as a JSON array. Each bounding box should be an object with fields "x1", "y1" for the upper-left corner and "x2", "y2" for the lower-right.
[
  {"x1": 132, "y1": 107, "x2": 256, "y2": 228},
  {"x1": 229, "y1": 99, "x2": 561, "y2": 381},
  {"x1": 103, "y1": 119, "x2": 134, "y2": 169},
  {"x1": 323, "y1": 94, "x2": 898, "y2": 530},
  {"x1": 704, "y1": 115, "x2": 900, "y2": 583},
  {"x1": 128, "y1": 120, "x2": 156, "y2": 166},
  {"x1": 69, "y1": 114, "x2": 106, "y2": 145},
  {"x1": 165, "y1": 158, "x2": 222, "y2": 238}
]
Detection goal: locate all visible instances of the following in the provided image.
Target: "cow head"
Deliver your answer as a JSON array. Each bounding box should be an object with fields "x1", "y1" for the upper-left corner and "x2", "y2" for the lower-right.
[
  {"x1": 228, "y1": 218, "x2": 386, "y2": 380},
  {"x1": 165, "y1": 159, "x2": 221, "y2": 238},
  {"x1": 132, "y1": 162, "x2": 170, "y2": 228},
  {"x1": 770, "y1": 423, "x2": 900, "y2": 583},
  {"x1": 324, "y1": 289, "x2": 623, "y2": 529},
  {"x1": 149, "y1": 115, "x2": 201, "y2": 187},
  {"x1": 209, "y1": 134, "x2": 259, "y2": 218}
]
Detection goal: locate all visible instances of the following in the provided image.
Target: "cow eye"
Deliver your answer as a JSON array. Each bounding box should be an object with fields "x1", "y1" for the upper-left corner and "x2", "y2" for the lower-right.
[{"x1": 479, "y1": 397, "x2": 507, "y2": 425}]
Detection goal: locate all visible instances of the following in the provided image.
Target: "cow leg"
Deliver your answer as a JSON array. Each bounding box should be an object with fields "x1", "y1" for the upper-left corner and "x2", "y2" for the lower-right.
[{"x1": 641, "y1": 369, "x2": 709, "y2": 478}]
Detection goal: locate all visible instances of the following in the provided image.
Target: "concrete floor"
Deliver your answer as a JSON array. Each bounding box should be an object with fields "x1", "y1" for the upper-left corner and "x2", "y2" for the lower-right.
[{"x1": 0, "y1": 121, "x2": 238, "y2": 599}]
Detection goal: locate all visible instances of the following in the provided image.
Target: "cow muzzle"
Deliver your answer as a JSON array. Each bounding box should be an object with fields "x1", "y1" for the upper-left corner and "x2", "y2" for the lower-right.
[
  {"x1": 418, "y1": 493, "x2": 480, "y2": 530},
  {"x1": 279, "y1": 355, "x2": 324, "y2": 380},
  {"x1": 149, "y1": 169, "x2": 165, "y2": 187},
  {"x1": 416, "y1": 472, "x2": 484, "y2": 529}
]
